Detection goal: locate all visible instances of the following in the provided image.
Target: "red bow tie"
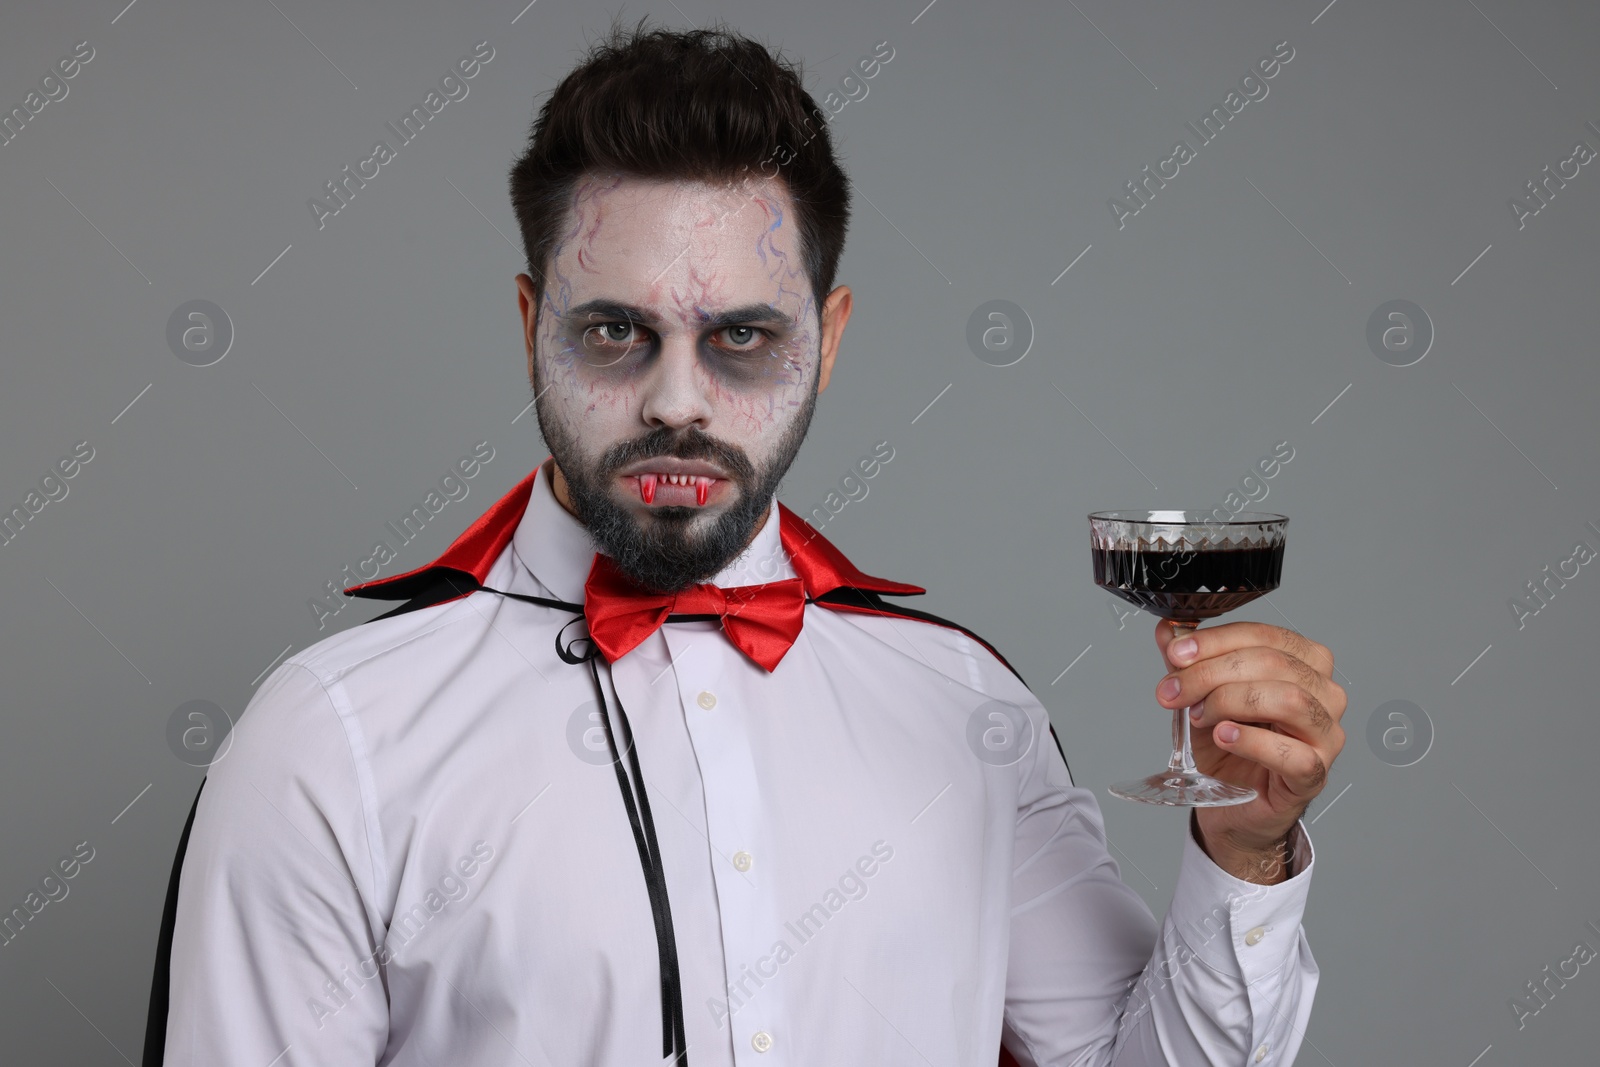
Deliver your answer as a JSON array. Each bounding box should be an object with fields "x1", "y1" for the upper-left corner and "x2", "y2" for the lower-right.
[{"x1": 582, "y1": 553, "x2": 808, "y2": 672}]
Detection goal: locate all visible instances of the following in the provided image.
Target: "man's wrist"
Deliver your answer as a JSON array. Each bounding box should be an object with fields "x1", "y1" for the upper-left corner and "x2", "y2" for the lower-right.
[{"x1": 1191, "y1": 812, "x2": 1299, "y2": 885}]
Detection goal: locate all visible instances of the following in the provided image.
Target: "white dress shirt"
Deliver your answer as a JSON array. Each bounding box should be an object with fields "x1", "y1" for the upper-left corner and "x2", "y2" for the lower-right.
[{"x1": 162, "y1": 456, "x2": 1319, "y2": 1066}]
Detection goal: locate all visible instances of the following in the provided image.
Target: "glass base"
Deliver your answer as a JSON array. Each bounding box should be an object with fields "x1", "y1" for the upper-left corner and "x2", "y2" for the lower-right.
[{"x1": 1108, "y1": 771, "x2": 1257, "y2": 807}]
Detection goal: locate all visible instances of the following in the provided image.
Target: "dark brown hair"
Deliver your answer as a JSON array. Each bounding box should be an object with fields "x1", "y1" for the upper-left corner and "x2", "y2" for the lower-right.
[{"x1": 507, "y1": 16, "x2": 850, "y2": 322}]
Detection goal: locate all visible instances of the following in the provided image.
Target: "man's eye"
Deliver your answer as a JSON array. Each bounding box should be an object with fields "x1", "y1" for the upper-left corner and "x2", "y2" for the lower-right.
[
  {"x1": 719, "y1": 325, "x2": 766, "y2": 351},
  {"x1": 585, "y1": 322, "x2": 640, "y2": 346}
]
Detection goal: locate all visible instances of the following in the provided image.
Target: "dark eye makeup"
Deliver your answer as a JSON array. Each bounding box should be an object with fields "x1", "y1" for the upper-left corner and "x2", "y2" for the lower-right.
[{"x1": 569, "y1": 318, "x2": 800, "y2": 381}]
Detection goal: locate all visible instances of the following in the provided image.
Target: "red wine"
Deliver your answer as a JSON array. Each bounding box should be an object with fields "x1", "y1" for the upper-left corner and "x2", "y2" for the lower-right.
[{"x1": 1093, "y1": 544, "x2": 1284, "y2": 621}]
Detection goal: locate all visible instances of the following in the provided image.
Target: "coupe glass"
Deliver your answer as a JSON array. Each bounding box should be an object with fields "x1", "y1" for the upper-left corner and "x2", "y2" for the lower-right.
[{"x1": 1089, "y1": 510, "x2": 1288, "y2": 806}]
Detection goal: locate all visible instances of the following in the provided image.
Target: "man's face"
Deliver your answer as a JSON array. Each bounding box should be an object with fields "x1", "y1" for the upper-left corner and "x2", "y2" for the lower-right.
[{"x1": 514, "y1": 173, "x2": 850, "y2": 593}]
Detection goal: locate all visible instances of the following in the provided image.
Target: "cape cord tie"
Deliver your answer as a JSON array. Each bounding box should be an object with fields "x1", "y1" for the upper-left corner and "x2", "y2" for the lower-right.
[
  {"x1": 426, "y1": 573, "x2": 926, "y2": 1062},
  {"x1": 479, "y1": 583, "x2": 689, "y2": 1063}
]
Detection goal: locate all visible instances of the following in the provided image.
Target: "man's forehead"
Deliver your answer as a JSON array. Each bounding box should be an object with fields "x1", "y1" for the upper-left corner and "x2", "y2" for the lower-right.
[
  {"x1": 552, "y1": 173, "x2": 809, "y2": 320},
  {"x1": 569, "y1": 172, "x2": 793, "y2": 221},
  {"x1": 559, "y1": 174, "x2": 798, "y2": 261}
]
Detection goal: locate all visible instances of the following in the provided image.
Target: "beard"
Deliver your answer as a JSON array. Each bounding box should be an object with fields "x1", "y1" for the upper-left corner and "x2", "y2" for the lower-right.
[{"x1": 532, "y1": 372, "x2": 819, "y2": 595}]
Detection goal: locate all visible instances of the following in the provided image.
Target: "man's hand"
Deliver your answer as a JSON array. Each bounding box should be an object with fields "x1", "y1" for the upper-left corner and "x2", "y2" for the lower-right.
[{"x1": 1153, "y1": 619, "x2": 1346, "y2": 884}]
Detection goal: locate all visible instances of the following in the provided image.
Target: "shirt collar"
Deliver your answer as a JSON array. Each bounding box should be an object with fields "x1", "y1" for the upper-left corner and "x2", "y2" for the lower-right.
[
  {"x1": 513, "y1": 457, "x2": 796, "y2": 602},
  {"x1": 343, "y1": 458, "x2": 925, "y2": 606}
]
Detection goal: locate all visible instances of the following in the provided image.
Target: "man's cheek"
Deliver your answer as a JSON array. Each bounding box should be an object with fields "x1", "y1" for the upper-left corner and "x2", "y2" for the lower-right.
[
  {"x1": 537, "y1": 335, "x2": 617, "y2": 392},
  {"x1": 763, "y1": 337, "x2": 817, "y2": 391},
  {"x1": 706, "y1": 347, "x2": 810, "y2": 397},
  {"x1": 531, "y1": 366, "x2": 594, "y2": 432},
  {"x1": 713, "y1": 363, "x2": 799, "y2": 397},
  {"x1": 537, "y1": 315, "x2": 595, "y2": 373}
]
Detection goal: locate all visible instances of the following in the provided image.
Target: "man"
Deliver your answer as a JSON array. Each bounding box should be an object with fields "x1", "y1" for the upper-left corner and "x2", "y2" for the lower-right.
[{"x1": 145, "y1": 19, "x2": 1345, "y2": 1066}]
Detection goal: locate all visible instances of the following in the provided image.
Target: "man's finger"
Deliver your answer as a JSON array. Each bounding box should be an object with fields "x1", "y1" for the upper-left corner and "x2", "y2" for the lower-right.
[
  {"x1": 1163, "y1": 619, "x2": 1334, "y2": 677},
  {"x1": 1210, "y1": 722, "x2": 1329, "y2": 799},
  {"x1": 1187, "y1": 679, "x2": 1340, "y2": 742},
  {"x1": 1158, "y1": 644, "x2": 1341, "y2": 710}
]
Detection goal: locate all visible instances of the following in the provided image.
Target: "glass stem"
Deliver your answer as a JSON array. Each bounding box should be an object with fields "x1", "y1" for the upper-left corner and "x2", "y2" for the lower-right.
[{"x1": 1166, "y1": 620, "x2": 1200, "y2": 776}]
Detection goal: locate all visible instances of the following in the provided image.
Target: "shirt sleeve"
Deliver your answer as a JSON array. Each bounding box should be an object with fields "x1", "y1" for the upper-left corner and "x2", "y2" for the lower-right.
[
  {"x1": 1001, "y1": 700, "x2": 1320, "y2": 1066},
  {"x1": 162, "y1": 662, "x2": 390, "y2": 1065}
]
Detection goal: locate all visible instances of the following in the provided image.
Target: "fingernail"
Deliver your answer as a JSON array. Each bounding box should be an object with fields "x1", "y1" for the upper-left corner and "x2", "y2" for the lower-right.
[
  {"x1": 1172, "y1": 638, "x2": 1198, "y2": 663},
  {"x1": 1217, "y1": 723, "x2": 1240, "y2": 743},
  {"x1": 1159, "y1": 676, "x2": 1181, "y2": 701},
  {"x1": 1189, "y1": 699, "x2": 1205, "y2": 722}
]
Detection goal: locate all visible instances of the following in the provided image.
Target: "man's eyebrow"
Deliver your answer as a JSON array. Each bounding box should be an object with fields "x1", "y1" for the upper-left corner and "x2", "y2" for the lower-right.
[
  {"x1": 697, "y1": 303, "x2": 795, "y2": 329},
  {"x1": 563, "y1": 299, "x2": 795, "y2": 329}
]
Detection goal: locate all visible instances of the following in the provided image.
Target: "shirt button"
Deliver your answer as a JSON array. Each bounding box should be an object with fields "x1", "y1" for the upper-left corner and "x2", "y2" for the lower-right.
[
  {"x1": 752, "y1": 1030, "x2": 772, "y2": 1052},
  {"x1": 1254, "y1": 1042, "x2": 1269, "y2": 1062},
  {"x1": 732, "y1": 850, "x2": 753, "y2": 872},
  {"x1": 1244, "y1": 926, "x2": 1266, "y2": 946},
  {"x1": 696, "y1": 690, "x2": 717, "y2": 710}
]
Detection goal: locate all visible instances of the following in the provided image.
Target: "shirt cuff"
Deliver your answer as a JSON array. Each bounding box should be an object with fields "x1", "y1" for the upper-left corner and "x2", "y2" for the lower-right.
[{"x1": 1164, "y1": 813, "x2": 1316, "y2": 985}]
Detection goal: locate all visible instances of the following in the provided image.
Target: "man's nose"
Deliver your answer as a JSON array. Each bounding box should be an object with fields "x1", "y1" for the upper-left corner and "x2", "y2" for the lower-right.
[{"x1": 639, "y1": 332, "x2": 713, "y2": 430}]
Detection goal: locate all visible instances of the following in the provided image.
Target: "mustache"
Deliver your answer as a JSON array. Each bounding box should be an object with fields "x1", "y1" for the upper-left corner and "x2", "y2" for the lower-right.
[{"x1": 599, "y1": 426, "x2": 756, "y2": 482}]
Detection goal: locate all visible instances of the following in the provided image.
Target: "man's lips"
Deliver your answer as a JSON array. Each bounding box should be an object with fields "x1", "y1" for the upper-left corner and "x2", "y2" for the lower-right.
[
  {"x1": 620, "y1": 471, "x2": 726, "y2": 507},
  {"x1": 617, "y1": 458, "x2": 731, "y2": 507}
]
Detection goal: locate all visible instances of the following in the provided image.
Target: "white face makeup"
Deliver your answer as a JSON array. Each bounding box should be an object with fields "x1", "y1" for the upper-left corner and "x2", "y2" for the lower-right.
[{"x1": 515, "y1": 172, "x2": 847, "y2": 592}]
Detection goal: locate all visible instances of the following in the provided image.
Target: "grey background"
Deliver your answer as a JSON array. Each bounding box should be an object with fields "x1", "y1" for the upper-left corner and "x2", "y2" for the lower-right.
[{"x1": 1, "y1": 0, "x2": 1595, "y2": 1062}]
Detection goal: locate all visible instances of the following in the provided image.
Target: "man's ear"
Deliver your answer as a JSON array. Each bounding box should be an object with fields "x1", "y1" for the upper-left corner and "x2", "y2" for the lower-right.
[
  {"x1": 515, "y1": 273, "x2": 539, "y2": 381},
  {"x1": 817, "y1": 285, "x2": 853, "y2": 395}
]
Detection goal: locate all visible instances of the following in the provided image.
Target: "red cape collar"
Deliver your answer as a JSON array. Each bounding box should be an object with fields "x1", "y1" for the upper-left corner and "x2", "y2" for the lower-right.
[{"x1": 343, "y1": 462, "x2": 925, "y2": 603}]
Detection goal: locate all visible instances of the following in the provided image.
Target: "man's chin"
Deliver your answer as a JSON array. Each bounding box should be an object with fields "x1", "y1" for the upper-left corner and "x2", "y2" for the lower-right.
[
  {"x1": 636, "y1": 505, "x2": 715, "y2": 527},
  {"x1": 558, "y1": 460, "x2": 777, "y2": 592}
]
